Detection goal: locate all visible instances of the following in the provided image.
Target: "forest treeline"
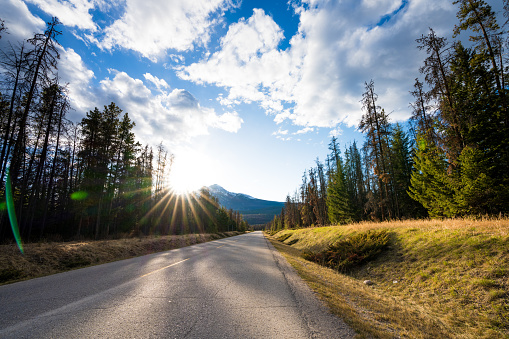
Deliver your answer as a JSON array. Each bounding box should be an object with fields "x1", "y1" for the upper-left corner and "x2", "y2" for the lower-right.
[
  {"x1": 268, "y1": 0, "x2": 509, "y2": 232},
  {"x1": 0, "y1": 18, "x2": 248, "y2": 242}
]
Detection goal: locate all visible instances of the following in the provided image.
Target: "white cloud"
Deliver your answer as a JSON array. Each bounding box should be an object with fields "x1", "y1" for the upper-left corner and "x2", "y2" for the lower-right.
[
  {"x1": 179, "y1": 8, "x2": 296, "y2": 114},
  {"x1": 58, "y1": 47, "x2": 96, "y2": 120},
  {"x1": 180, "y1": 0, "x2": 461, "y2": 129},
  {"x1": 208, "y1": 110, "x2": 243, "y2": 133},
  {"x1": 97, "y1": 0, "x2": 237, "y2": 61},
  {"x1": 272, "y1": 128, "x2": 288, "y2": 136},
  {"x1": 272, "y1": 127, "x2": 290, "y2": 141},
  {"x1": 97, "y1": 70, "x2": 243, "y2": 145},
  {"x1": 25, "y1": 0, "x2": 97, "y2": 30},
  {"x1": 143, "y1": 73, "x2": 170, "y2": 92},
  {"x1": 294, "y1": 127, "x2": 314, "y2": 135},
  {"x1": 0, "y1": 0, "x2": 45, "y2": 41},
  {"x1": 55, "y1": 50, "x2": 242, "y2": 146},
  {"x1": 329, "y1": 126, "x2": 343, "y2": 138}
]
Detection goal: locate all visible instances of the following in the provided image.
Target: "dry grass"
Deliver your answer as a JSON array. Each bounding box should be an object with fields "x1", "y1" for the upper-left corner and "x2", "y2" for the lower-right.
[
  {"x1": 267, "y1": 218, "x2": 509, "y2": 338},
  {"x1": 0, "y1": 232, "x2": 243, "y2": 285}
]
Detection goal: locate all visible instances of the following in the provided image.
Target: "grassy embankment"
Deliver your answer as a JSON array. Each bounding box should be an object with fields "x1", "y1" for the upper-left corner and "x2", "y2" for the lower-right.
[
  {"x1": 266, "y1": 219, "x2": 508, "y2": 339},
  {"x1": 0, "y1": 232, "x2": 243, "y2": 285}
]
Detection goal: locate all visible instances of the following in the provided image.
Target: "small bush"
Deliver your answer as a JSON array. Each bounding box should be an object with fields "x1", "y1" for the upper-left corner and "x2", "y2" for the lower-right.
[
  {"x1": 473, "y1": 278, "x2": 498, "y2": 289},
  {"x1": 287, "y1": 238, "x2": 299, "y2": 245},
  {"x1": 59, "y1": 255, "x2": 92, "y2": 269},
  {"x1": 276, "y1": 233, "x2": 293, "y2": 242},
  {"x1": 303, "y1": 229, "x2": 391, "y2": 272},
  {"x1": 0, "y1": 267, "x2": 24, "y2": 283}
]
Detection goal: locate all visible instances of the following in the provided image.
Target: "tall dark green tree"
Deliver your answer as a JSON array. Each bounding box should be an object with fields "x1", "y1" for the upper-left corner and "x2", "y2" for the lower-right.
[
  {"x1": 389, "y1": 124, "x2": 425, "y2": 217},
  {"x1": 453, "y1": 0, "x2": 504, "y2": 94},
  {"x1": 326, "y1": 151, "x2": 352, "y2": 225},
  {"x1": 409, "y1": 136, "x2": 458, "y2": 218},
  {"x1": 344, "y1": 141, "x2": 366, "y2": 220}
]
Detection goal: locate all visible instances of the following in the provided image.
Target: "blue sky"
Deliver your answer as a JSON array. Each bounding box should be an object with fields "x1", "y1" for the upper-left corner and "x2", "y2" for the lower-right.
[{"x1": 1, "y1": 0, "x2": 503, "y2": 201}]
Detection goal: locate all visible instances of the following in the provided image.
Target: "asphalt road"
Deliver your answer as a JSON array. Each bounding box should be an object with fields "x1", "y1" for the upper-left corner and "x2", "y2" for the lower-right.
[{"x1": 0, "y1": 231, "x2": 355, "y2": 338}]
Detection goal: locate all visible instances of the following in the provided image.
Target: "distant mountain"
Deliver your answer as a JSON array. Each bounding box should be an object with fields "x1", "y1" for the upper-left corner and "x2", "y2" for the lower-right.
[{"x1": 205, "y1": 184, "x2": 284, "y2": 225}]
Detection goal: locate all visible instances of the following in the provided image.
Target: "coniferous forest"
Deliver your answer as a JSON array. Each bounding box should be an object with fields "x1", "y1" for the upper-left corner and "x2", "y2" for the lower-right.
[
  {"x1": 268, "y1": 0, "x2": 509, "y2": 232},
  {"x1": 0, "y1": 18, "x2": 248, "y2": 243}
]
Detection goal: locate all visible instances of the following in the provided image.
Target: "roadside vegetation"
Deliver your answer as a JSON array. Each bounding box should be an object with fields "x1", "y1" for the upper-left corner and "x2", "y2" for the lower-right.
[
  {"x1": 267, "y1": 0, "x2": 509, "y2": 234},
  {"x1": 266, "y1": 218, "x2": 509, "y2": 339},
  {"x1": 0, "y1": 231, "x2": 243, "y2": 285},
  {"x1": 0, "y1": 19, "x2": 249, "y2": 243}
]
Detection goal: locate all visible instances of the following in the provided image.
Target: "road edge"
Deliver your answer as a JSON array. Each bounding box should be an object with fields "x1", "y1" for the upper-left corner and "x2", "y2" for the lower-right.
[{"x1": 263, "y1": 233, "x2": 357, "y2": 339}]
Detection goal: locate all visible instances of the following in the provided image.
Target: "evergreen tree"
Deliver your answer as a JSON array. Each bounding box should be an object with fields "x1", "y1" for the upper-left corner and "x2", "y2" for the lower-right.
[
  {"x1": 453, "y1": 0, "x2": 503, "y2": 94},
  {"x1": 455, "y1": 146, "x2": 497, "y2": 215},
  {"x1": 344, "y1": 141, "x2": 366, "y2": 220},
  {"x1": 326, "y1": 152, "x2": 352, "y2": 224},
  {"x1": 359, "y1": 80, "x2": 392, "y2": 219},
  {"x1": 390, "y1": 124, "x2": 425, "y2": 217},
  {"x1": 408, "y1": 136, "x2": 457, "y2": 218},
  {"x1": 9, "y1": 18, "x2": 61, "y2": 190}
]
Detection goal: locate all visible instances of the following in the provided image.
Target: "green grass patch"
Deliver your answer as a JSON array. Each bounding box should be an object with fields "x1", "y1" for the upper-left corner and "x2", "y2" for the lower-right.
[
  {"x1": 303, "y1": 230, "x2": 391, "y2": 272},
  {"x1": 268, "y1": 218, "x2": 509, "y2": 338}
]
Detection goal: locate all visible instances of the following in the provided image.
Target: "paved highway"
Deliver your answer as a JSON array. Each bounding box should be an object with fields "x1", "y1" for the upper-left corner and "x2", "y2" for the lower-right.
[{"x1": 0, "y1": 231, "x2": 355, "y2": 338}]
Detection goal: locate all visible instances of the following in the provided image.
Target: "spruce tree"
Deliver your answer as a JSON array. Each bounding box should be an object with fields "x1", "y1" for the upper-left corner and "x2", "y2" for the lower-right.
[
  {"x1": 326, "y1": 152, "x2": 352, "y2": 225},
  {"x1": 408, "y1": 136, "x2": 457, "y2": 218},
  {"x1": 455, "y1": 146, "x2": 496, "y2": 215}
]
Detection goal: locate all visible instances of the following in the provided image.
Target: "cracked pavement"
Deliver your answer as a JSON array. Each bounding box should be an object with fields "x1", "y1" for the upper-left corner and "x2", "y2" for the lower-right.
[{"x1": 0, "y1": 231, "x2": 355, "y2": 338}]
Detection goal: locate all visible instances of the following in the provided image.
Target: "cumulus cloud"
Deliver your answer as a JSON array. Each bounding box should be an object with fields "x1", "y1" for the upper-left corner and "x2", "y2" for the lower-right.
[
  {"x1": 180, "y1": 0, "x2": 460, "y2": 129},
  {"x1": 143, "y1": 73, "x2": 170, "y2": 92},
  {"x1": 0, "y1": 0, "x2": 45, "y2": 41},
  {"x1": 0, "y1": 0, "x2": 241, "y2": 147},
  {"x1": 24, "y1": 0, "x2": 97, "y2": 30},
  {"x1": 97, "y1": 0, "x2": 237, "y2": 61},
  {"x1": 58, "y1": 47, "x2": 96, "y2": 120},
  {"x1": 17, "y1": 0, "x2": 239, "y2": 60},
  {"x1": 179, "y1": 8, "x2": 294, "y2": 113},
  {"x1": 208, "y1": 110, "x2": 243, "y2": 133},
  {"x1": 96, "y1": 70, "x2": 243, "y2": 145}
]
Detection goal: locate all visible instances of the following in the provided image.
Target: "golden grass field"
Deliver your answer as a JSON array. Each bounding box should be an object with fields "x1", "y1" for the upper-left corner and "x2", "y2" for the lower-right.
[
  {"x1": 267, "y1": 218, "x2": 509, "y2": 339},
  {"x1": 0, "y1": 232, "x2": 243, "y2": 285}
]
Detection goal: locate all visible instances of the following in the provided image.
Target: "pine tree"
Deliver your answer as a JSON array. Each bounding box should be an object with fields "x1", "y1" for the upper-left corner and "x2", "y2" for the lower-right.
[
  {"x1": 409, "y1": 78, "x2": 437, "y2": 145},
  {"x1": 9, "y1": 18, "x2": 61, "y2": 189},
  {"x1": 390, "y1": 124, "x2": 425, "y2": 218},
  {"x1": 408, "y1": 136, "x2": 457, "y2": 218},
  {"x1": 344, "y1": 141, "x2": 366, "y2": 220},
  {"x1": 455, "y1": 146, "x2": 496, "y2": 214},
  {"x1": 326, "y1": 153, "x2": 352, "y2": 225},
  {"x1": 453, "y1": 0, "x2": 503, "y2": 94},
  {"x1": 359, "y1": 80, "x2": 392, "y2": 219}
]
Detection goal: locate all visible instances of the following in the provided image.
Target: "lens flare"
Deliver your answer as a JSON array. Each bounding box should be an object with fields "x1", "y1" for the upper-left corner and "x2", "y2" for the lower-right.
[
  {"x1": 6, "y1": 169, "x2": 24, "y2": 254},
  {"x1": 70, "y1": 191, "x2": 89, "y2": 201}
]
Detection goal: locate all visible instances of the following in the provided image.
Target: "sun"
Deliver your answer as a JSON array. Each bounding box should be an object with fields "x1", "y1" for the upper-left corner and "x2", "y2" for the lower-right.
[
  {"x1": 168, "y1": 164, "x2": 204, "y2": 195},
  {"x1": 168, "y1": 151, "x2": 214, "y2": 195}
]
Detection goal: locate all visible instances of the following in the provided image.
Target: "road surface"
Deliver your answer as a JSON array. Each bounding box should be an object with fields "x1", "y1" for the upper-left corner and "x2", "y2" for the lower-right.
[{"x1": 0, "y1": 231, "x2": 355, "y2": 338}]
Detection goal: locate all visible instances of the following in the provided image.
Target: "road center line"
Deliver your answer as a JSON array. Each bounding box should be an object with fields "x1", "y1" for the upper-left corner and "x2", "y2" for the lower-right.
[{"x1": 140, "y1": 258, "x2": 189, "y2": 278}]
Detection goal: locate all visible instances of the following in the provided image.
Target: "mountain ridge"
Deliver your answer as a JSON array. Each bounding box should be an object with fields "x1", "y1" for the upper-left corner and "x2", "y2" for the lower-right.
[{"x1": 204, "y1": 184, "x2": 284, "y2": 225}]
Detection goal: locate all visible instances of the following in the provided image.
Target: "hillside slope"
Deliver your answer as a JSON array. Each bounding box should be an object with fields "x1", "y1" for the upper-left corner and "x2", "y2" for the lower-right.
[
  {"x1": 206, "y1": 184, "x2": 284, "y2": 225},
  {"x1": 267, "y1": 219, "x2": 509, "y2": 338}
]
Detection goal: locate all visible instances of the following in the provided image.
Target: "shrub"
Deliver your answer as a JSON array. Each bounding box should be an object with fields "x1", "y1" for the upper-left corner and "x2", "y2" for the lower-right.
[
  {"x1": 276, "y1": 233, "x2": 293, "y2": 242},
  {"x1": 303, "y1": 229, "x2": 391, "y2": 272},
  {"x1": 0, "y1": 267, "x2": 24, "y2": 283}
]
